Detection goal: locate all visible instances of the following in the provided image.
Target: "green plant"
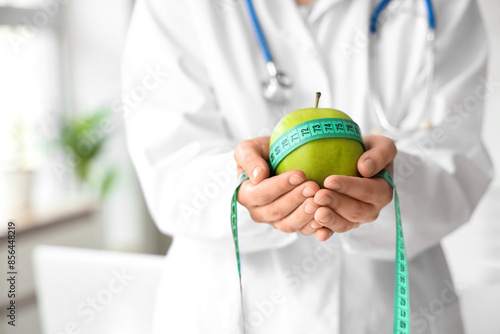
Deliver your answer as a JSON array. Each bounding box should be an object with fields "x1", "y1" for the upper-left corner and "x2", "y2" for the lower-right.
[{"x1": 56, "y1": 108, "x2": 117, "y2": 199}]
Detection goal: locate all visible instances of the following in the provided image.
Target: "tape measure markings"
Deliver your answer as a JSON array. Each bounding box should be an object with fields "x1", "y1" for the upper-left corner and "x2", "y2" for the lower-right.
[{"x1": 269, "y1": 118, "x2": 365, "y2": 171}]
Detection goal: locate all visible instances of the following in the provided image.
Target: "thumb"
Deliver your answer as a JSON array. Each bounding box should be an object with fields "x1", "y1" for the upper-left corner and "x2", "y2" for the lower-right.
[
  {"x1": 357, "y1": 135, "x2": 397, "y2": 178},
  {"x1": 234, "y1": 138, "x2": 271, "y2": 184},
  {"x1": 244, "y1": 154, "x2": 270, "y2": 184}
]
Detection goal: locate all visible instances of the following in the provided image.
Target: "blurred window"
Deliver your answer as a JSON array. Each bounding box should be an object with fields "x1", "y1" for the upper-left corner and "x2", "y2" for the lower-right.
[{"x1": 0, "y1": 2, "x2": 63, "y2": 169}]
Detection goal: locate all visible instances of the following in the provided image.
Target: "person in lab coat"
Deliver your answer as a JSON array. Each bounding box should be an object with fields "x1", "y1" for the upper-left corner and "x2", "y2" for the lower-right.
[{"x1": 122, "y1": 0, "x2": 493, "y2": 333}]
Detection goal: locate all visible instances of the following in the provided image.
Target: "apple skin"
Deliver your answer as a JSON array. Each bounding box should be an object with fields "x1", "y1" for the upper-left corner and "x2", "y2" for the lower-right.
[{"x1": 270, "y1": 108, "x2": 364, "y2": 187}]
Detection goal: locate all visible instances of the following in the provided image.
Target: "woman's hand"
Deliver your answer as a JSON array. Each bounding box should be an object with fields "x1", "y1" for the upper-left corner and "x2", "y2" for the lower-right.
[
  {"x1": 301, "y1": 135, "x2": 397, "y2": 242},
  {"x1": 234, "y1": 135, "x2": 396, "y2": 242},
  {"x1": 234, "y1": 137, "x2": 321, "y2": 234}
]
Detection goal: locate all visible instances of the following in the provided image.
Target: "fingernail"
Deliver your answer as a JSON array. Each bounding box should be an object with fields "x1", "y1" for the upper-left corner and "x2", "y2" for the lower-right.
[
  {"x1": 289, "y1": 174, "x2": 304, "y2": 186},
  {"x1": 302, "y1": 187, "x2": 316, "y2": 197},
  {"x1": 319, "y1": 214, "x2": 331, "y2": 224},
  {"x1": 253, "y1": 166, "x2": 263, "y2": 180},
  {"x1": 364, "y1": 159, "x2": 375, "y2": 175},
  {"x1": 305, "y1": 203, "x2": 316, "y2": 214},
  {"x1": 311, "y1": 221, "x2": 321, "y2": 229},
  {"x1": 318, "y1": 195, "x2": 332, "y2": 205},
  {"x1": 326, "y1": 181, "x2": 341, "y2": 190},
  {"x1": 328, "y1": 230, "x2": 334, "y2": 238}
]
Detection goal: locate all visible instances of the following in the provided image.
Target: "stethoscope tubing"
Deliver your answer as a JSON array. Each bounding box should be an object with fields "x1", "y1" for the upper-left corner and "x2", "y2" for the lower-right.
[
  {"x1": 244, "y1": 0, "x2": 436, "y2": 122},
  {"x1": 370, "y1": 0, "x2": 436, "y2": 33},
  {"x1": 243, "y1": 0, "x2": 273, "y2": 63}
]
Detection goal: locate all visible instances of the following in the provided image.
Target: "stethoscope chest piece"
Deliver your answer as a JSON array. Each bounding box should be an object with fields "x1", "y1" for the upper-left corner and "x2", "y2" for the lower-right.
[{"x1": 262, "y1": 62, "x2": 293, "y2": 104}]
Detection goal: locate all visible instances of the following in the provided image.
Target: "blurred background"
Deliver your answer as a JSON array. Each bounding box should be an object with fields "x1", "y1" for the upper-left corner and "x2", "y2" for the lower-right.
[{"x1": 0, "y1": 0, "x2": 498, "y2": 333}]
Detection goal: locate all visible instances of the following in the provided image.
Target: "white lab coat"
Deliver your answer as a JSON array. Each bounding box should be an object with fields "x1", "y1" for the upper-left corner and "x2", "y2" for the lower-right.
[{"x1": 122, "y1": 0, "x2": 493, "y2": 333}]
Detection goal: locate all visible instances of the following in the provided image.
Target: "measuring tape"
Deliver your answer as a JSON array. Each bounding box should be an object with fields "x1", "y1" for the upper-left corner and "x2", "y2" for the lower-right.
[{"x1": 231, "y1": 118, "x2": 410, "y2": 333}]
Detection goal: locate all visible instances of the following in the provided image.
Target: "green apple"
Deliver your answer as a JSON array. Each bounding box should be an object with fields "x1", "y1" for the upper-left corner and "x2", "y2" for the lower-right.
[{"x1": 269, "y1": 93, "x2": 364, "y2": 186}]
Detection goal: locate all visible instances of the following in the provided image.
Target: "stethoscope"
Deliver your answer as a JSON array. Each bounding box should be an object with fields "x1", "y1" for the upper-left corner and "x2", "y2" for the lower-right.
[
  {"x1": 244, "y1": 0, "x2": 436, "y2": 139},
  {"x1": 243, "y1": 0, "x2": 293, "y2": 104}
]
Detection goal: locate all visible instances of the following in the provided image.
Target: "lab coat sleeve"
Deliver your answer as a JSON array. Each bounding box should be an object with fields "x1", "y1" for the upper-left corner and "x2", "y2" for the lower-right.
[
  {"x1": 121, "y1": 0, "x2": 297, "y2": 251},
  {"x1": 340, "y1": 0, "x2": 494, "y2": 260}
]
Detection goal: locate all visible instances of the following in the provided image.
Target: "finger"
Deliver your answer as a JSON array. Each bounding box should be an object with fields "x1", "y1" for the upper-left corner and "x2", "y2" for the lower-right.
[
  {"x1": 313, "y1": 206, "x2": 361, "y2": 233},
  {"x1": 239, "y1": 170, "x2": 309, "y2": 206},
  {"x1": 357, "y1": 135, "x2": 397, "y2": 178},
  {"x1": 313, "y1": 189, "x2": 378, "y2": 223},
  {"x1": 234, "y1": 137, "x2": 270, "y2": 184},
  {"x1": 314, "y1": 227, "x2": 334, "y2": 242},
  {"x1": 298, "y1": 219, "x2": 321, "y2": 236},
  {"x1": 251, "y1": 181, "x2": 320, "y2": 222},
  {"x1": 323, "y1": 175, "x2": 393, "y2": 207},
  {"x1": 272, "y1": 198, "x2": 319, "y2": 234}
]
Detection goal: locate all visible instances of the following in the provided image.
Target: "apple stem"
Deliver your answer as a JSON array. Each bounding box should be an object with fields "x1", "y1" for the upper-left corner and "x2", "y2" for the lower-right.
[{"x1": 315, "y1": 92, "x2": 321, "y2": 108}]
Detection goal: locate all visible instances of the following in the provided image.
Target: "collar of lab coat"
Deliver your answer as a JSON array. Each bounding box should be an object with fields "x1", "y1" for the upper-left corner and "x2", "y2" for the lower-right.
[
  {"x1": 254, "y1": 0, "x2": 348, "y2": 35},
  {"x1": 307, "y1": 0, "x2": 348, "y2": 23}
]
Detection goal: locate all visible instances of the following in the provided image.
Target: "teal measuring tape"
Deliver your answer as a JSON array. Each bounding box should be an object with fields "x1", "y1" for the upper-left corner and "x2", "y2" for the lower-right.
[
  {"x1": 231, "y1": 118, "x2": 410, "y2": 333},
  {"x1": 269, "y1": 118, "x2": 365, "y2": 170}
]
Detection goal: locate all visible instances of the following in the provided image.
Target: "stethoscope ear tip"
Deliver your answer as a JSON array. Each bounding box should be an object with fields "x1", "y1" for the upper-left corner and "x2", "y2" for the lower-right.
[{"x1": 275, "y1": 72, "x2": 293, "y2": 88}]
